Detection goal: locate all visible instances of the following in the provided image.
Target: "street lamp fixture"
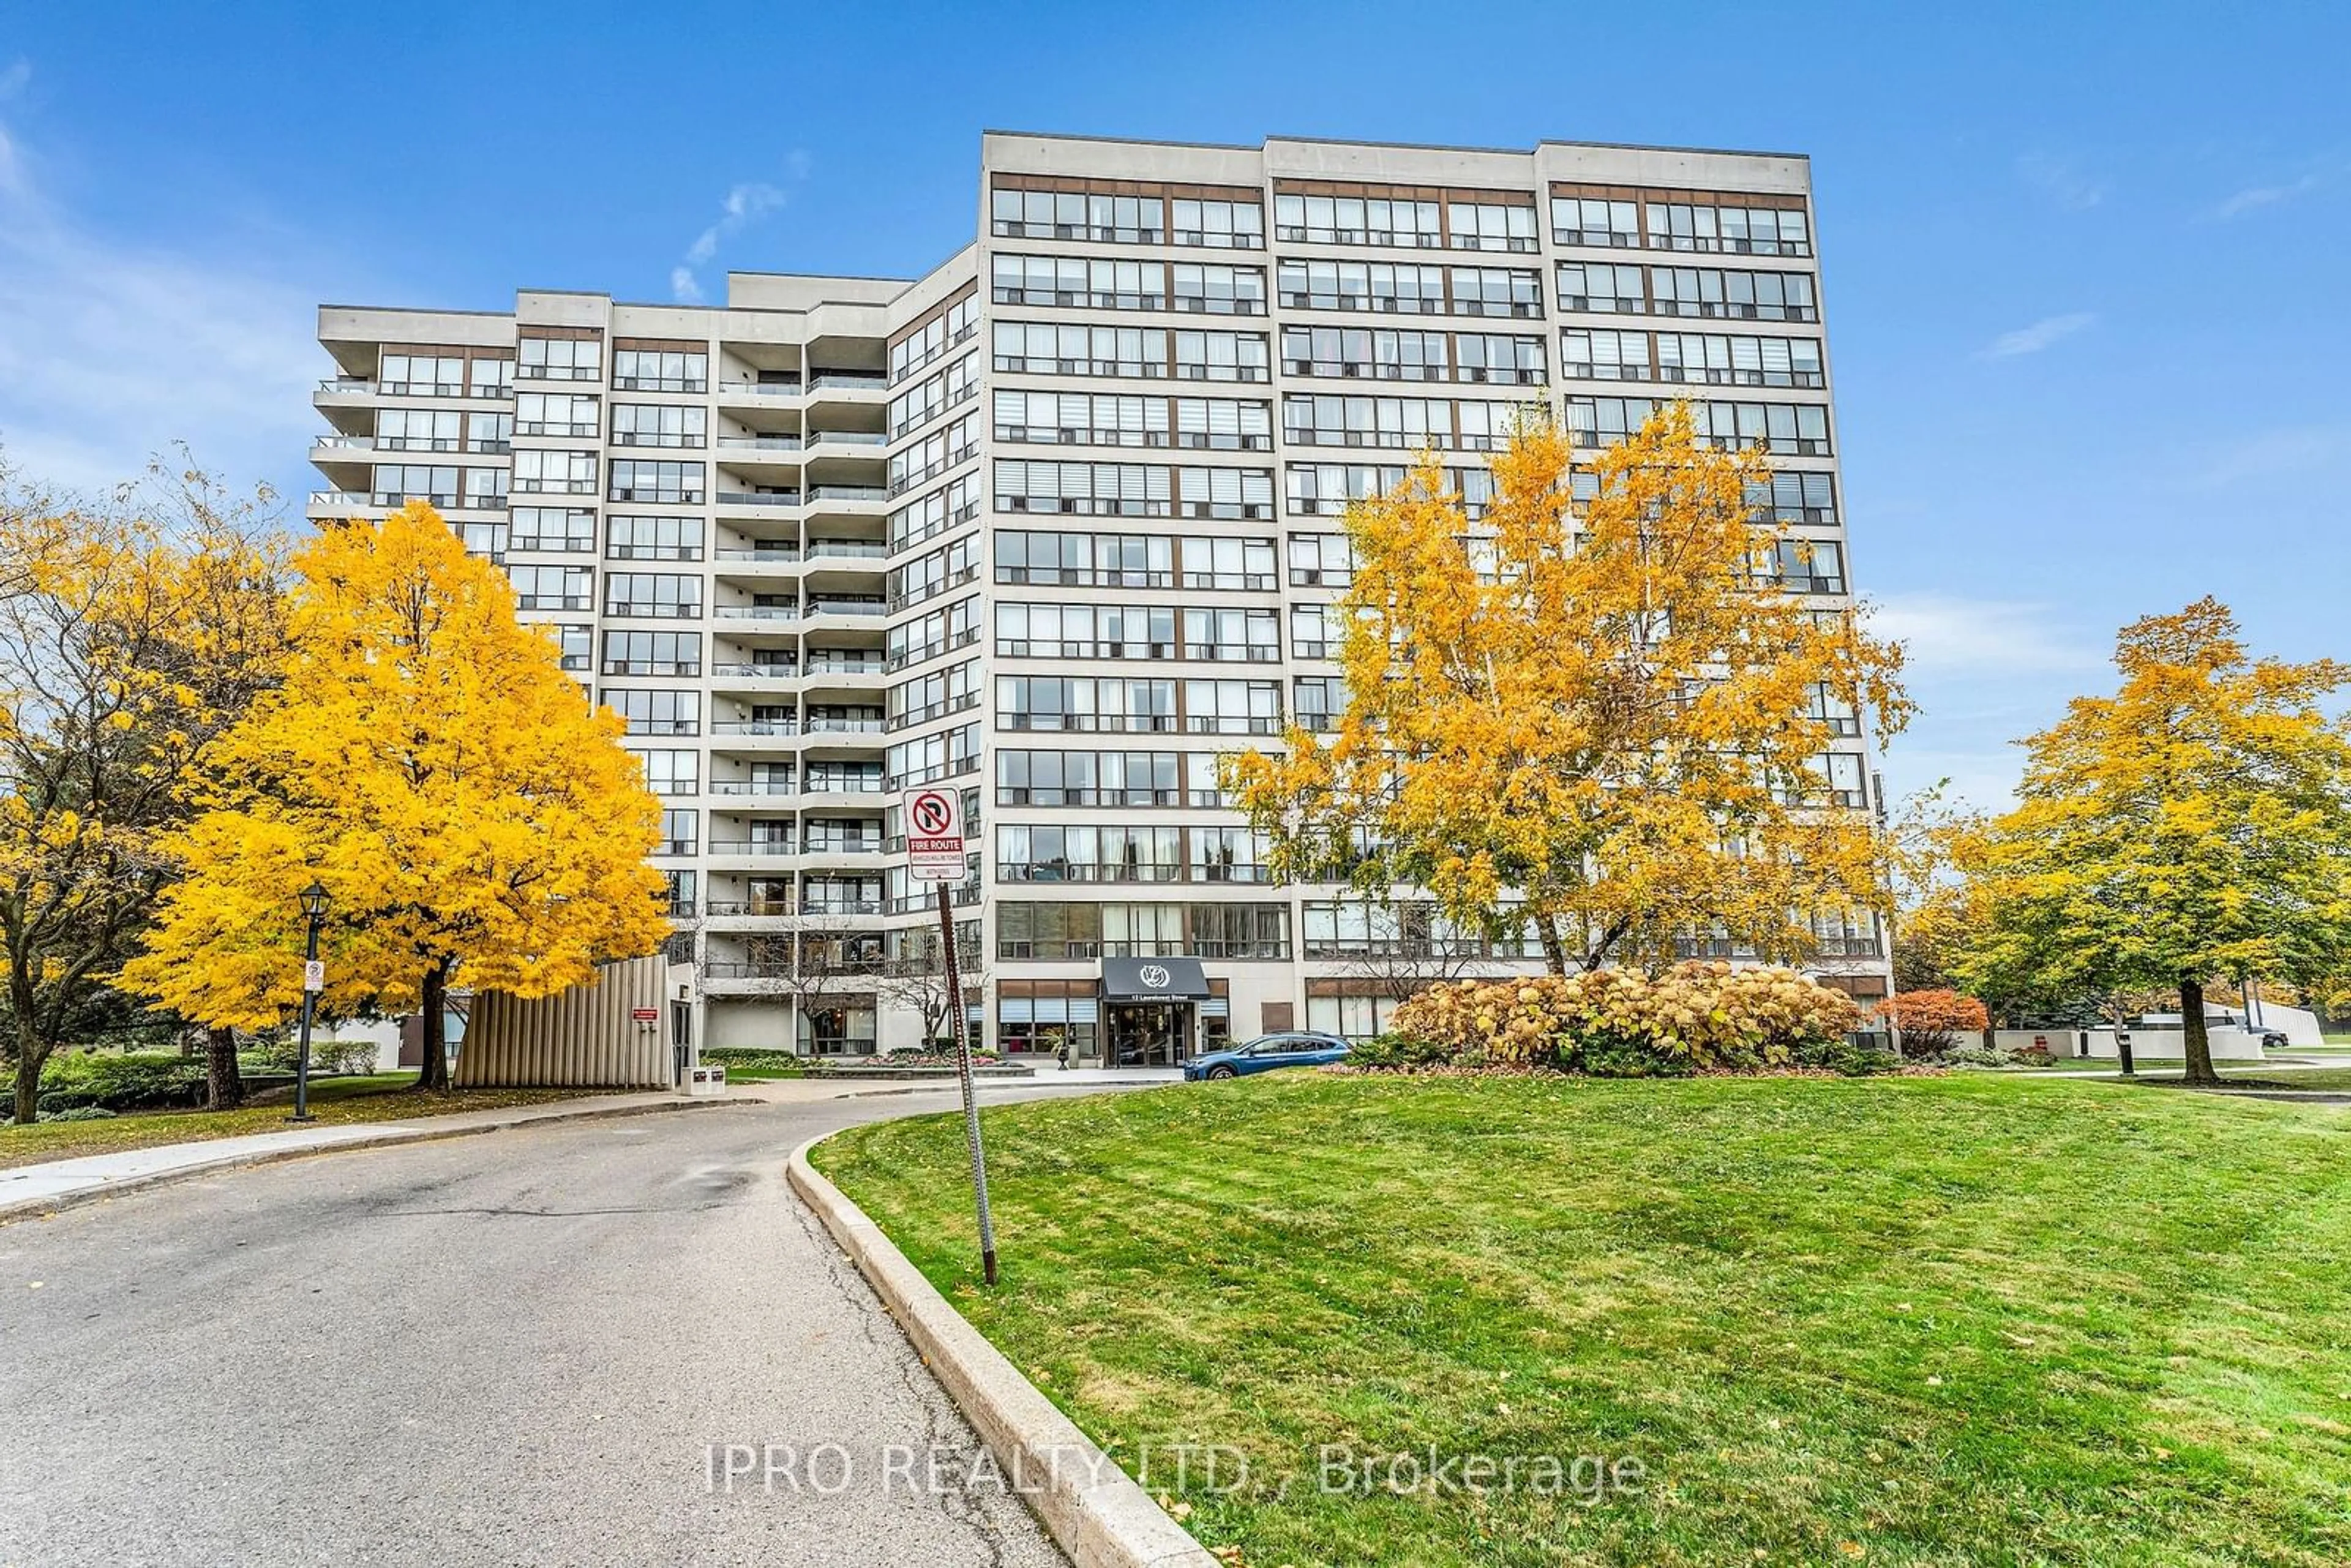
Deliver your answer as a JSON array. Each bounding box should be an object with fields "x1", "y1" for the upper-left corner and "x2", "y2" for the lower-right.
[{"x1": 290, "y1": 880, "x2": 331, "y2": 1122}]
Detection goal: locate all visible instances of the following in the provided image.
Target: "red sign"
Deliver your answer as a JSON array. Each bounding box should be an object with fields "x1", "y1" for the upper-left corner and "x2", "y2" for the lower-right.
[{"x1": 631, "y1": 1007, "x2": 659, "y2": 1022}]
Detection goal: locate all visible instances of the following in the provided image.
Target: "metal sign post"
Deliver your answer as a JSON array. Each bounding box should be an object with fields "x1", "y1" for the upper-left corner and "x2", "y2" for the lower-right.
[{"x1": 904, "y1": 787, "x2": 997, "y2": 1286}]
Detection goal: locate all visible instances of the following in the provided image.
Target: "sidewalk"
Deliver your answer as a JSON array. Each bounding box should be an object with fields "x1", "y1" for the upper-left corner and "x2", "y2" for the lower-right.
[
  {"x1": 0, "y1": 1068, "x2": 1184, "y2": 1221},
  {"x1": 0, "y1": 1090, "x2": 721, "y2": 1220}
]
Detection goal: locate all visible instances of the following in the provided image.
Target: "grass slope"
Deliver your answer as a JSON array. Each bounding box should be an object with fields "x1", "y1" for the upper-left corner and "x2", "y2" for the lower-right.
[
  {"x1": 0, "y1": 1075, "x2": 618, "y2": 1169},
  {"x1": 817, "y1": 1075, "x2": 2351, "y2": 1567}
]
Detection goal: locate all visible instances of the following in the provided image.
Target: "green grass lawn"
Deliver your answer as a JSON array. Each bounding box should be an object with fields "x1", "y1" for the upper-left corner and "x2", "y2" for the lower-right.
[
  {"x1": 817, "y1": 1074, "x2": 2351, "y2": 1567},
  {"x1": 0, "y1": 1074, "x2": 621, "y2": 1169}
]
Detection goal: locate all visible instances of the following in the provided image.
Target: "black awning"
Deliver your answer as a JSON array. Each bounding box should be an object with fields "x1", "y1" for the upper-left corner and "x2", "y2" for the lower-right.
[{"x1": 1100, "y1": 956, "x2": 1212, "y2": 1002}]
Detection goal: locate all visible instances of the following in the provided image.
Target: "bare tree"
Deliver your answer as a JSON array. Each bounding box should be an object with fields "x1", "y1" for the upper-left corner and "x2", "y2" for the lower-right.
[{"x1": 872, "y1": 921, "x2": 983, "y2": 1052}]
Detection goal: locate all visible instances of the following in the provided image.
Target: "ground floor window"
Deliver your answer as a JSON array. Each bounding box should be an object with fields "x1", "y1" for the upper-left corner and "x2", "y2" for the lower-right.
[
  {"x1": 999, "y1": 985, "x2": 1100, "y2": 1058},
  {"x1": 800, "y1": 1003, "x2": 877, "y2": 1056},
  {"x1": 1201, "y1": 991, "x2": 1231, "y2": 1051},
  {"x1": 1307, "y1": 992, "x2": 1403, "y2": 1040}
]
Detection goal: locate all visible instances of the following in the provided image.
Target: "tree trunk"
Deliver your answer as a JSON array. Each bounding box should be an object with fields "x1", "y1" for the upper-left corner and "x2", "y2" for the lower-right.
[
  {"x1": 205, "y1": 1025, "x2": 245, "y2": 1110},
  {"x1": 1534, "y1": 917, "x2": 1567, "y2": 977},
  {"x1": 416, "y1": 960, "x2": 451, "y2": 1092},
  {"x1": 12, "y1": 1038, "x2": 42, "y2": 1126},
  {"x1": 2180, "y1": 975, "x2": 2219, "y2": 1086}
]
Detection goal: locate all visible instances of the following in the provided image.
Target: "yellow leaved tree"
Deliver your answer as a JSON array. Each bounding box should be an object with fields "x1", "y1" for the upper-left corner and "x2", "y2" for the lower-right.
[
  {"x1": 1955, "y1": 598, "x2": 2351, "y2": 1084},
  {"x1": 1226, "y1": 407, "x2": 1909, "y2": 974},
  {"x1": 122, "y1": 503, "x2": 670, "y2": 1089},
  {"x1": 0, "y1": 460, "x2": 289, "y2": 1123}
]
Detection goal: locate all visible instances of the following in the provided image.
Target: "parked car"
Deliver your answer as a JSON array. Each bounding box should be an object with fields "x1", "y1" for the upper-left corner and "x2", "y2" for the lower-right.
[
  {"x1": 1183, "y1": 1031, "x2": 1351, "y2": 1081},
  {"x1": 2262, "y1": 1029, "x2": 2290, "y2": 1049}
]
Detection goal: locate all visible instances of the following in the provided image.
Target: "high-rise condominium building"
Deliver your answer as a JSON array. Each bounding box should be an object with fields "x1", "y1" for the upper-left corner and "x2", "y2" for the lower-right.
[{"x1": 309, "y1": 131, "x2": 1885, "y2": 1063}]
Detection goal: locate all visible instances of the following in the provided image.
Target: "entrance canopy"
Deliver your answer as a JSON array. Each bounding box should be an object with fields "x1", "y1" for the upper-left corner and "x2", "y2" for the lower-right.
[{"x1": 1100, "y1": 956, "x2": 1212, "y2": 1002}]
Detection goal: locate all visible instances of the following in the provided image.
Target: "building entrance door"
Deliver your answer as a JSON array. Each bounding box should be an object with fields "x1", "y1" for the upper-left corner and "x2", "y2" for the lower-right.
[{"x1": 1106, "y1": 1002, "x2": 1191, "y2": 1067}]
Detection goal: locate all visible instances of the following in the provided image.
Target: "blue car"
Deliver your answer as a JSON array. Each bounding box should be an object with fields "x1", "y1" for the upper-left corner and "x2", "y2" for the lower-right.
[{"x1": 1183, "y1": 1031, "x2": 1351, "y2": 1081}]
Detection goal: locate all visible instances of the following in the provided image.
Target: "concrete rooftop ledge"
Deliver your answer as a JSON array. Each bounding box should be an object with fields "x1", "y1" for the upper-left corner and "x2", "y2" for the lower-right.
[{"x1": 789, "y1": 1132, "x2": 1219, "y2": 1568}]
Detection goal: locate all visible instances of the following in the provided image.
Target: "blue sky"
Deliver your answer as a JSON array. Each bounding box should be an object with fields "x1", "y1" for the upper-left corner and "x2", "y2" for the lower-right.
[{"x1": 0, "y1": 0, "x2": 2343, "y2": 810}]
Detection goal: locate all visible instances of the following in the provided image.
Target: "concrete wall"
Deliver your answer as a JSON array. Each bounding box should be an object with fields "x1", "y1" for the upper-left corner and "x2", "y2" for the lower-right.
[{"x1": 457, "y1": 955, "x2": 691, "y2": 1088}]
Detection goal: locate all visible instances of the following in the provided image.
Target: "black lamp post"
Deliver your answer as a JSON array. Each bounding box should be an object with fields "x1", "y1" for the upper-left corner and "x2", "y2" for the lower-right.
[{"x1": 290, "y1": 880, "x2": 331, "y2": 1123}]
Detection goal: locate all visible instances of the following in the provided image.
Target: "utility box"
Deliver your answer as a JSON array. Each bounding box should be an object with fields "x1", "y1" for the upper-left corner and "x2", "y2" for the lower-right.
[{"x1": 686, "y1": 1065, "x2": 728, "y2": 1097}]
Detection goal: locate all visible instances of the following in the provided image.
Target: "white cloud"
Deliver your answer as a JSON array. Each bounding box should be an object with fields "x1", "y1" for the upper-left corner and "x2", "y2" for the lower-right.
[
  {"x1": 1868, "y1": 593, "x2": 2107, "y2": 680},
  {"x1": 2194, "y1": 424, "x2": 2351, "y2": 489},
  {"x1": 0, "y1": 58, "x2": 29, "y2": 102},
  {"x1": 1978, "y1": 312, "x2": 2095, "y2": 360},
  {"x1": 0, "y1": 112, "x2": 325, "y2": 497},
  {"x1": 2018, "y1": 152, "x2": 2105, "y2": 211},
  {"x1": 2213, "y1": 173, "x2": 2322, "y2": 220},
  {"x1": 670, "y1": 173, "x2": 801, "y2": 303}
]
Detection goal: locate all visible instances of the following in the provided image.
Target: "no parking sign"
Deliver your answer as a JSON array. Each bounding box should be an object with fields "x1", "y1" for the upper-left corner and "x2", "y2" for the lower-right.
[{"x1": 904, "y1": 788, "x2": 964, "y2": 881}]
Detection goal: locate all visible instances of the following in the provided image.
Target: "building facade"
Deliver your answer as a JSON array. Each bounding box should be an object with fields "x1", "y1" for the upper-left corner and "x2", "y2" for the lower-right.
[{"x1": 309, "y1": 131, "x2": 1886, "y2": 1063}]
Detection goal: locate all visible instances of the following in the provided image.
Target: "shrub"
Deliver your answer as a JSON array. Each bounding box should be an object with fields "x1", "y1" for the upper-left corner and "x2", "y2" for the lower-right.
[
  {"x1": 1875, "y1": 989, "x2": 1992, "y2": 1059},
  {"x1": 1347, "y1": 1031, "x2": 1463, "y2": 1070},
  {"x1": 38, "y1": 1105, "x2": 118, "y2": 1122},
  {"x1": 37, "y1": 1052, "x2": 209, "y2": 1114},
  {"x1": 1788, "y1": 1035, "x2": 1903, "y2": 1076},
  {"x1": 1391, "y1": 963, "x2": 1863, "y2": 1073}
]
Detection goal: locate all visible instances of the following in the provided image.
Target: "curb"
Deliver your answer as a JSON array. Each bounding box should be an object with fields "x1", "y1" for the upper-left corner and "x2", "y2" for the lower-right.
[
  {"x1": 789, "y1": 1133, "x2": 1217, "y2": 1568},
  {"x1": 0, "y1": 1096, "x2": 736, "y2": 1224}
]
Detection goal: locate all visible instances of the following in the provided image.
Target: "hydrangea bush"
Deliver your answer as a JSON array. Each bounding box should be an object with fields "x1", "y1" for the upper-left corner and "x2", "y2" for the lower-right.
[{"x1": 1385, "y1": 962, "x2": 1864, "y2": 1074}]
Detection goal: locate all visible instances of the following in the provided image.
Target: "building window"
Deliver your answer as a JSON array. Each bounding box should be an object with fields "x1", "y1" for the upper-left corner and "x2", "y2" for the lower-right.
[
  {"x1": 1550, "y1": 196, "x2": 1640, "y2": 249},
  {"x1": 1647, "y1": 201, "x2": 1812, "y2": 257},
  {"x1": 1180, "y1": 608, "x2": 1279, "y2": 662},
  {"x1": 1652, "y1": 332, "x2": 1826, "y2": 388},
  {"x1": 512, "y1": 449, "x2": 597, "y2": 495},
  {"x1": 1171, "y1": 197, "x2": 1264, "y2": 249},
  {"x1": 604, "y1": 572, "x2": 703, "y2": 619},
  {"x1": 611, "y1": 403, "x2": 708, "y2": 448},
  {"x1": 1754, "y1": 536, "x2": 1846, "y2": 594},
  {"x1": 1556, "y1": 263, "x2": 1649, "y2": 314},
  {"x1": 603, "y1": 629, "x2": 702, "y2": 677},
  {"x1": 1177, "y1": 535, "x2": 1274, "y2": 590},
  {"x1": 377, "y1": 408, "x2": 460, "y2": 452},
  {"x1": 991, "y1": 187, "x2": 1165, "y2": 244},
  {"x1": 1744, "y1": 473, "x2": 1838, "y2": 526},
  {"x1": 601, "y1": 688, "x2": 700, "y2": 736},
  {"x1": 1449, "y1": 267, "x2": 1544, "y2": 319},
  {"x1": 1175, "y1": 467, "x2": 1273, "y2": 520},
  {"x1": 1170, "y1": 263, "x2": 1267, "y2": 316},
  {"x1": 1447, "y1": 199, "x2": 1538, "y2": 252},
  {"x1": 460, "y1": 467, "x2": 510, "y2": 510},
  {"x1": 468, "y1": 358, "x2": 515, "y2": 399},
  {"x1": 1181, "y1": 678, "x2": 1281, "y2": 735},
  {"x1": 380, "y1": 353, "x2": 463, "y2": 396},
  {"x1": 994, "y1": 530, "x2": 1172, "y2": 589},
  {"x1": 553, "y1": 624, "x2": 591, "y2": 672},
  {"x1": 1280, "y1": 326, "x2": 1450, "y2": 383},
  {"x1": 508, "y1": 563, "x2": 592, "y2": 612},
  {"x1": 509, "y1": 507, "x2": 596, "y2": 553},
  {"x1": 996, "y1": 983, "x2": 1100, "y2": 1057},
  {"x1": 613, "y1": 348, "x2": 708, "y2": 392},
  {"x1": 1649, "y1": 267, "x2": 1819, "y2": 322},
  {"x1": 1277, "y1": 259, "x2": 1447, "y2": 314},
  {"x1": 991, "y1": 321, "x2": 1166, "y2": 378},
  {"x1": 1287, "y1": 533, "x2": 1359, "y2": 587},
  {"x1": 467, "y1": 412, "x2": 514, "y2": 453},
  {"x1": 1292, "y1": 675, "x2": 1346, "y2": 732},
  {"x1": 991, "y1": 253, "x2": 1166, "y2": 310},
  {"x1": 993, "y1": 460, "x2": 1172, "y2": 518},
  {"x1": 994, "y1": 675, "x2": 1176, "y2": 733},
  {"x1": 631, "y1": 748, "x2": 700, "y2": 797},
  {"x1": 370, "y1": 463, "x2": 456, "y2": 508},
  {"x1": 654, "y1": 808, "x2": 699, "y2": 857},
  {"x1": 1273, "y1": 192, "x2": 1442, "y2": 248},
  {"x1": 518, "y1": 336, "x2": 602, "y2": 381},
  {"x1": 608, "y1": 460, "x2": 705, "y2": 505},
  {"x1": 516, "y1": 392, "x2": 599, "y2": 437}
]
